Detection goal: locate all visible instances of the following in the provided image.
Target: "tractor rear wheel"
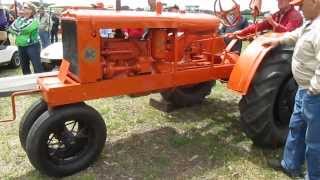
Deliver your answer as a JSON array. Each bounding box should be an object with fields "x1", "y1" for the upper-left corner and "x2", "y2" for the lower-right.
[
  {"x1": 239, "y1": 46, "x2": 297, "y2": 148},
  {"x1": 161, "y1": 81, "x2": 215, "y2": 107},
  {"x1": 25, "y1": 103, "x2": 107, "y2": 177},
  {"x1": 19, "y1": 99, "x2": 48, "y2": 150}
]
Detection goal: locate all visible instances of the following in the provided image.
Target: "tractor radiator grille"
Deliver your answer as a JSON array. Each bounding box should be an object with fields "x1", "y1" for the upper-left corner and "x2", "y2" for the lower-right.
[{"x1": 62, "y1": 20, "x2": 79, "y2": 75}]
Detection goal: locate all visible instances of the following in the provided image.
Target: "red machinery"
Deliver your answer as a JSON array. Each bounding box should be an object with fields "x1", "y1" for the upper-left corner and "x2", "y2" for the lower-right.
[
  {"x1": 38, "y1": 10, "x2": 234, "y2": 107},
  {"x1": 1, "y1": 0, "x2": 299, "y2": 177}
]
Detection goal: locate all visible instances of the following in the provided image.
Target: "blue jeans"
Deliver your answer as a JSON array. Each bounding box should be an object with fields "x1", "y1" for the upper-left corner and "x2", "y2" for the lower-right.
[
  {"x1": 39, "y1": 30, "x2": 50, "y2": 48},
  {"x1": 281, "y1": 88, "x2": 320, "y2": 180},
  {"x1": 18, "y1": 42, "x2": 44, "y2": 75}
]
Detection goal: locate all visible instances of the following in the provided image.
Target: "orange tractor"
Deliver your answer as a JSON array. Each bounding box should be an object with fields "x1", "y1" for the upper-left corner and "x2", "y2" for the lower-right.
[{"x1": 1, "y1": 0, "x2": 298, "y2": 177}]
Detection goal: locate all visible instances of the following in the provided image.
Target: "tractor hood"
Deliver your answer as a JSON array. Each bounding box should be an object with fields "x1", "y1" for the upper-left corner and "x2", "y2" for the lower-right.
[{"x1": 62, "y1": 10, "x2": 220, "y2": 33}]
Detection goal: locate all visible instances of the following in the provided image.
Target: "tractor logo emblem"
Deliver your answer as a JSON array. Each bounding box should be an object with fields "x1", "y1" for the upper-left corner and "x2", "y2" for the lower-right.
[{"x1": 84, "y1": 48, "x2": 97, "y2": 62}]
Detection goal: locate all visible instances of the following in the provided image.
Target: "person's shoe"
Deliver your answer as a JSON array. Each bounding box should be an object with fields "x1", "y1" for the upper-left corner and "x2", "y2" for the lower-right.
[{"x1": 267, "y1": 159, "x2": 304, "y2": 178}]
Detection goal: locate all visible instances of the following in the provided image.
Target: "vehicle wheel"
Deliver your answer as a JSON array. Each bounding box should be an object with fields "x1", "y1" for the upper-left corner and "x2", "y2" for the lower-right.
[
  {"x1": 161, "y1": 81, "x2": 215, "y2": 107},
  {"x1": 9, "y1": 52, "x2": 21, "y2": 68},
  {"x1": 19, "y1": 99, "x2": 48, "y2": 150},
  {"x1": 239, "y1": 46, "x2": 297, "y2": 148},
  {"x1": 25, "y1": 103, "x2": 107, "y2": 177}
]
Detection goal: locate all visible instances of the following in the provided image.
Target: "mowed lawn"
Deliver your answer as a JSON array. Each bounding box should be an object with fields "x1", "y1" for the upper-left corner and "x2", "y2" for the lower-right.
[{"x1": 0, "y1": 66, "x2": 291, "y2": 180}]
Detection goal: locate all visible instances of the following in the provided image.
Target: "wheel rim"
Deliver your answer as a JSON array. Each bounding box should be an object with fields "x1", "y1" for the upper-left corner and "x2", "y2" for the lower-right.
[
  {"x1": 14, "y1": 55, "x2": 20, "y2": 66},
  {"x1": 46, "y1": 120, "x2": 93, "y2": 165},
  {"x1": 275, "y1": 78, "x2": 297, "y2": 128}
]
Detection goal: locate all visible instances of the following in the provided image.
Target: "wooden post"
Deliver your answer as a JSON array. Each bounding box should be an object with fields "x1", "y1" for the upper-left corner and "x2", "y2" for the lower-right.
[{"x1": 0, "y1": 71, "x2": 58, "y2": 97}]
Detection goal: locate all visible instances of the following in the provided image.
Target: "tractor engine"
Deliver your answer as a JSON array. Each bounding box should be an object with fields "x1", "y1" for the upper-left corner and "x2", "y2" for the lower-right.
[
  {"x1": 60, "y1": 10, "x2": 232, "y2": 84},
  {"x1": 36, "y1": 9, "x2": 239, "y2": 107},
  {"x1": 99, "y1": 28, "x2": 215, "y2": 79}
]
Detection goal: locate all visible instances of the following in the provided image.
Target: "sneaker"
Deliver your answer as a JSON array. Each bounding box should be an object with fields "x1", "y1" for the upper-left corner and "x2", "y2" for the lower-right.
[{"x1": 267, "y1": 159, "x2": 304, "y2": 178}]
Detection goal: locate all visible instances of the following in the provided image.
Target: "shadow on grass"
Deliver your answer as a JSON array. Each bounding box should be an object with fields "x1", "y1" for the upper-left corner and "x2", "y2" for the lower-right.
[
  {"x1": 92, "y1": 98, "x2": 281, "y2": 179},
  {"x1": 0, "y1": 65, "x2": 21, "y2": 78},
  {"x1": 15, "y1": 97, "x2": 282, "y2": 180},
  {"x1": 166, "y1": 97, "x2": 240, "y2": 123}
]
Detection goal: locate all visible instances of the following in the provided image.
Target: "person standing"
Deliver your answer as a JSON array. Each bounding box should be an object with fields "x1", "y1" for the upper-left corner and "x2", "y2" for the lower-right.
[
  {"x1": 0, "y1": 7, "x2": 9, "y2": 31},
  {"x1": 264, "y1": 0, "x2": 320, "y2": 179},
  {"x1": 221, "y1": 16, "x2": 249, "y2": 54},
  {"x1": 8, "y1": 2, "x2": 43, "y2": 75},
  {"x1": 38, "y1": 6, "x2": 50, "y2": 48},
  {"x1": 0, "y1": 7, "x2": 11, "y2": 45},
  {"x1": 147, "y1": 0, "x2": 156, "y2": 11},
  {"x1": 168, "y1": 5, "x2": 180, "y2": 13},
  {"x1": 50, "y1": 13, "x2": 59, "y2": 43}
]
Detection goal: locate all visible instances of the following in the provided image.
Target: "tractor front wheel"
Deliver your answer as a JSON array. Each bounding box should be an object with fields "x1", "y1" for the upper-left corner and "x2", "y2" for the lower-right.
[
  {"x1": 160, "y1": 81, "x2": 215, "y2": 107},
  {"x1": 239, "y1": 46, "x2": 297, "y2": 148},
  {"x1": 19, "y1": 99, "x2": 48, "y2": 150},
  {"x1": 25, "y1": 103, "x2": 107, "y2": 177}
]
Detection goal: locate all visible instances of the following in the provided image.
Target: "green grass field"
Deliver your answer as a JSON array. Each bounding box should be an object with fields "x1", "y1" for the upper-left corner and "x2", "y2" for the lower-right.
[{"x1": 0, "y1": 67, "x2": 291, "y2": 180}]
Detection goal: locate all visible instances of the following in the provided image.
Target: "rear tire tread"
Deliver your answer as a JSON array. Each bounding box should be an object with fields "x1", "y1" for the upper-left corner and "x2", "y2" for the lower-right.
[{"x1": 239, "y1": 46, "x2": 297, "y2": 148}]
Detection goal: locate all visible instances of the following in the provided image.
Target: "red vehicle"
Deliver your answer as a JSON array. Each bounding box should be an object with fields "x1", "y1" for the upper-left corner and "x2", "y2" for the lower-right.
[{"x1": 1, "y1": 0, "x2": 299, "y2": 177}]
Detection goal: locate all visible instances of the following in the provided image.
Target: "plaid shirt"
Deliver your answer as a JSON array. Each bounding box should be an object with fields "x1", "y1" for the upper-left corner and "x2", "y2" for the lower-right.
[
  {"x1": 239, "y1": 6, "x2": 303, "y2": 36},
  {"x1": 280, "y1": 16, "x2": 320, "y2": 94},
  {"x1": 9, "y1": 16, "x2": 39, "y2": 47}
]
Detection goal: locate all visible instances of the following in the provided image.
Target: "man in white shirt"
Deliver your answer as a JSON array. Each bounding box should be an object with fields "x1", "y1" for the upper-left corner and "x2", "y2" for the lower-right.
[
  {"x1": 38, "y1": 6, "x2": 50, "y2": 48},
  {"x1": 147, "y1": 0, "x2": 156, "y2": 11},
  {"x1": 264, "y1": 0, "x2": 320, "y2": 179}
]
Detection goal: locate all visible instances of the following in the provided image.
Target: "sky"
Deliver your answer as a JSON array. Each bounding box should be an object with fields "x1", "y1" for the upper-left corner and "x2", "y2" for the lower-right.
[{"x1": 1, "y1": 0, "x2": 279, "y2": 12}]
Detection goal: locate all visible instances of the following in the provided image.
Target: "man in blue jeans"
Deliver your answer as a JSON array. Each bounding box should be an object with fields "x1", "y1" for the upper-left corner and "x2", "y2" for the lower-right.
[
  {"x1": 37, "y1": 6, "x2": 50, "y2": 48},
  {"x1": 264, "y1": 0, "x2": 320, "y2": 179}
]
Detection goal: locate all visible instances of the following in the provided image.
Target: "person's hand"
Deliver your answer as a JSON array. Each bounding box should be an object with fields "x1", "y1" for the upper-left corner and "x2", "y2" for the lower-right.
[
  {"x1": 308, "y1": 87, "x2": 320, "y2": 96},
  {"x1": 266, "y1": 15, "x2": 276, "y2": 27},
  {"x1": 225, "y1": 31, "x2": 241, "y2": 39},
  {"x1": 262, "y1": 38, "x2": 280, "y2": 47},
  {"x1": 225, "y1": 32, "x2": 235, "y2": 39},
  {"x1": 124, "y1": 32, "x2": 129, "y2": 39}
]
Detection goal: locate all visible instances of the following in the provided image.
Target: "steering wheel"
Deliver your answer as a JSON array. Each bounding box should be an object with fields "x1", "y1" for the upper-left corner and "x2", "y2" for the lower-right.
[{"x1": 213, "y1": 0, "x2": 241, "y2": 27}]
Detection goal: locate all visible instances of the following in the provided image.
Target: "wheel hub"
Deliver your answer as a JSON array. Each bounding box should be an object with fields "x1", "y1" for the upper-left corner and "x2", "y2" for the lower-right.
[{"x1": 47, "y1": 120, "x2": 90, "y2": 164}]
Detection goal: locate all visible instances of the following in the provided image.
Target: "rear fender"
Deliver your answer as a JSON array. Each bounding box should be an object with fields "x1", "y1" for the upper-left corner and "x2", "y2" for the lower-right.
[{"x1": 227, "y1": 33, "x2": 282, "y2": 95}]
